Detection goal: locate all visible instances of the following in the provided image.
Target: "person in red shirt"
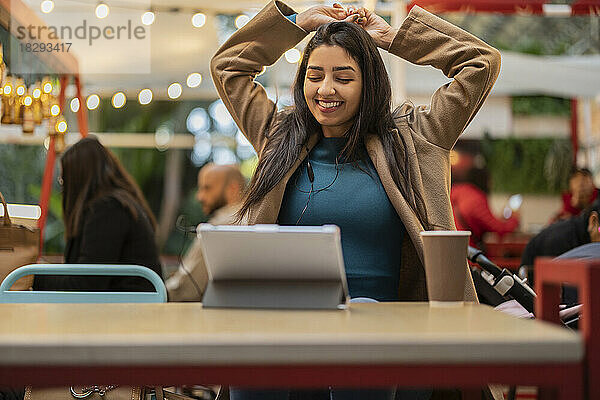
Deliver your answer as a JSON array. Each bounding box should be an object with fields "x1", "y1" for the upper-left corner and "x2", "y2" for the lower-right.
[
  {"x1": 450, "y1": 150, "x2": 520, "y2": 247},
  {"x1": 551, "y1": 168, "x2": 598, "y2": 223}
]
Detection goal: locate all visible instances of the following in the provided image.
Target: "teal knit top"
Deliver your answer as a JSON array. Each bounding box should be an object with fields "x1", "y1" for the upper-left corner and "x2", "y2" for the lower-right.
[{"x1": 278, "y1": 137, "x2": 405, "y2": 301}]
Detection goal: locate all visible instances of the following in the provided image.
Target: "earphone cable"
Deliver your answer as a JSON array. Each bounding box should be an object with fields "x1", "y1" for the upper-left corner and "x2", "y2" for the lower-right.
[
  {"x1": 296, "y1": 183, "x2": 313, "y2": 225},
  {"x1": 294, "y1": 156, "x2": 340, "y2": 195},
  {"x1": 294, "y1": 156, "x2": 341, "y2": 225}
]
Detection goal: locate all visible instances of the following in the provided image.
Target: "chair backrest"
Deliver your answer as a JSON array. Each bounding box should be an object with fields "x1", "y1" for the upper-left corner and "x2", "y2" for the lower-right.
[{"x1": 0, "y1": 264, "x2": 167, "y2": 303}]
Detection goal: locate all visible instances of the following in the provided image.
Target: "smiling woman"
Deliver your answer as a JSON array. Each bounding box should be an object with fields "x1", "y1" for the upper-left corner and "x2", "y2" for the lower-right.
[{"x1": 210, "y1": 0, "x2": 501, "y2": 399}]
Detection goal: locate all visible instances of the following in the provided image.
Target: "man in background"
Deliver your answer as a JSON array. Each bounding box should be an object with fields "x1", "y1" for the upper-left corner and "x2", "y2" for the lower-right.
[
  {"x1": 522, "y1": 199, "x2": 600, "y2": 268},
  {"x1": 520, "y1": 199, "x2": 600, "y2": 305},
  {"x1": 166, "y1": 163, "x2": 245, "y2": 301}
]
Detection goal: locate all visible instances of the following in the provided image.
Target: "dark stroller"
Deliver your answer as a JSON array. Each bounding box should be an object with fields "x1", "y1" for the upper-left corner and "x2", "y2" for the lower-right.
[
  {"x1": 469, "y1": 246, "x2": 536, "y2": 313},
  {"x1": 469, "y1": 246, "x2": 581, "y2": 400}
]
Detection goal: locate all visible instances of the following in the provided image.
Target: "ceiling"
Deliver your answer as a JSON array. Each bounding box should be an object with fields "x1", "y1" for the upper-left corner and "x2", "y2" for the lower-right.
[{"x1": 14, "y1": 0, "x2": 600, "y2": 102}]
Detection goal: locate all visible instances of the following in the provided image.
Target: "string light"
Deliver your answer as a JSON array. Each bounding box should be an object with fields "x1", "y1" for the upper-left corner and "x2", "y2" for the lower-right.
[
  {"x1": 95, "y1": 2, "x2": 109, "y2": 19},
  {"x1": 285, "y1": 48, "x2": 301, "y2": 63},
  {"x1": 192, "y1": 12, "x2": 206, "y2": 28},
  {"x1": 138, "y1": 88, "x2": 153, "y2": 105},
  {"x1": 186, "y1": 72, "x2": 202, "y2": 88},
  {"x1": 56, "y1": 119, "x2": 67, "y2": 133},
  {"x1": 42, "y1": 82, "x2": 52, "y2": 94},
  {"x1": 86, "y1": 94, "x2": 100, "y2": 110},
  {"x1": 23, "y1": 96, "x2": 33, "y2": 107},
  {"x1": 167, "y1": 83, "x2": 182, "y2": 99},
  {"x1": 32, "y1": 88, "x2": 41, "y2": 99},
  {"x1": 70, "y1": 98, "x2": 80, "y2": 112},
  {"x1": 141, "y1": 11, "x2": 155, "y2": 25},
  {"x1": 3, "y1": 84, "x2": 12, "y2": 95},
  {"x1": 235, "y1": 15, "x2": 250, "y2": 29},
  {"x1": 50, "y1": 104, "x2": 60, "y2": 116},
  {"x1": 16, "y1": 85, "x2": 26, "y2": 96},
  {"x1": 111, "y1": 92, "x2": 126, "y2": 108},
  {"x1": 40, "y1": 0, "x2": 54, "y2": 14}
]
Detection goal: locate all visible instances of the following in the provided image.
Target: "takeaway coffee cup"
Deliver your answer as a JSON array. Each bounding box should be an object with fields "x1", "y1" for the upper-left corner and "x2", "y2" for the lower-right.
[{"x1": 420, "y1": 230, "x2": 471, "y2": 306}]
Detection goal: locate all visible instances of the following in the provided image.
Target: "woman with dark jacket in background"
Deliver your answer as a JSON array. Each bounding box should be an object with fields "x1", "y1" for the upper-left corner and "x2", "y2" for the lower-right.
[
  {"x1": 2, "y1": 138, "x2": 163, "y2": 399},
  {"x1": 34, "y1": 135, "x2": 163, "y2": 292}
]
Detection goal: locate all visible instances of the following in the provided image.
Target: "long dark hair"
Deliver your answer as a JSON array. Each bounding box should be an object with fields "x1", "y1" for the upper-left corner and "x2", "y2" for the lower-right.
[
  {"x1": 237, "y1": 21, "x2": 430, "y2": 229},
  {"x1": 61, "y1": 136, "x2": 157, "y2": 239}
]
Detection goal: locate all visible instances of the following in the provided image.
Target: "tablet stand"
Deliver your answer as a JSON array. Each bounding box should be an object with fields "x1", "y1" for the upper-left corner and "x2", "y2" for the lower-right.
[{"x1": 202, "y1": 280, "x2": 346, "y2": 309}]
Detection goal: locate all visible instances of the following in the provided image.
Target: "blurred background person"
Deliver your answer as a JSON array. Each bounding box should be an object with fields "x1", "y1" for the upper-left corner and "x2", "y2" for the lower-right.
[
  {"x1": 521, "y1": 198, "x2": 600, "y2": 269},
  {"x1": 521, "y1": 199, "x2": 600, "y2": 306},
  {"x1": 450, "y1": 148, "x2": 520, "y2": 248},
  {"x1": 551, "y1": 167, "x2": 598, "y2": 223},
  {"x1": 166, "y1": 163, "x2": 245, "y2": 301},
  {"x1": 33, "y1": 136, "x2": 163, "y2": 292}
]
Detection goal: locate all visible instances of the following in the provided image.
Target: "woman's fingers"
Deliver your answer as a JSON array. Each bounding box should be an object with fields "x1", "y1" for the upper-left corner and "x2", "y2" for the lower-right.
[
  {"x1": 343, "y1": 13, "x2": 360, "y2": 23},
  {"x1": 332, "y1": 3, "x2": 347, "y2": 17}
]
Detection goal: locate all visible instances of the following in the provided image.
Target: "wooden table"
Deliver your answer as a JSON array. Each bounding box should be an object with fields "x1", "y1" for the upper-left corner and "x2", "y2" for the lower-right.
[{"x1": 0, "y1": 302, "x2": 583, "y2": 399}]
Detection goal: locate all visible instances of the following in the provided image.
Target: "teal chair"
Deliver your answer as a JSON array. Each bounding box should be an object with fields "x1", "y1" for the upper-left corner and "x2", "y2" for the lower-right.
[
  {"x1": 0, "y1": 264, "x2": 175, "y2": 400},
  {"x1": 0, "y1": 264, "x2": 167, "y2": 303}
]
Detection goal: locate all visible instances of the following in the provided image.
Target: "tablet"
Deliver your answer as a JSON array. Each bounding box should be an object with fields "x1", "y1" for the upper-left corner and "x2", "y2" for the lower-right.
[{"x1": 198, "y1": 224, "x2": 349, "y2": 309}]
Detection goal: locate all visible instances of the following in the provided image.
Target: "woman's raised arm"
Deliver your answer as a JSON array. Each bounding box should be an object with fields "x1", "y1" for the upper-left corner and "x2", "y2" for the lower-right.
[
  {"x1": 355, "y1": 6, "x2": 501, "y2": 150},
  {"x1": 210, "y1": 1, "x2": 305, "y2": 153}
]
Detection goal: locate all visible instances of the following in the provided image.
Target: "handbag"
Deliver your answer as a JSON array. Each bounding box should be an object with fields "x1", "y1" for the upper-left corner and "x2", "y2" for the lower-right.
[
  {"x1": 24, "y1": 385, "x2": 211, "y2": 400},
  {"x1": 25, "y1": 386, "x2": 143, "y2": 400},
  {"x1": 0, "y1": 191, "x2": 38, "y2": 290}
]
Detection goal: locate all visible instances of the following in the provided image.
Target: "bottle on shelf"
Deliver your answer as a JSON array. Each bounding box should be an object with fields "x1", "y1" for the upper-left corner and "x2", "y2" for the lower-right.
[
  {"x1": 21, "y1": 87, "x2": 35, "y2": 134},
  {"x1": 1, "y1": 75, "x2": 15, "y2": 124},
  {"x1": 13, "y1": 77, "x2": 26, "y2": 125},
  {"x1": 31, "y1": 81, "x2": 43, "y2": 125}
]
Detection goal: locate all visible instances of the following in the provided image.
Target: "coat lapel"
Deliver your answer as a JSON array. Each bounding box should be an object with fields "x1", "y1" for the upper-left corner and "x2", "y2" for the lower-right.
[{"x1": 364, "y1": 134, "x2": 425, "y2": 264}]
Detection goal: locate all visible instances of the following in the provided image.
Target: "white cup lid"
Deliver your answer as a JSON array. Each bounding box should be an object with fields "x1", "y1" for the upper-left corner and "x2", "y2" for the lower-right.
[{"x1": 419, "y1": 230, "x2": 471, "y2": 237}]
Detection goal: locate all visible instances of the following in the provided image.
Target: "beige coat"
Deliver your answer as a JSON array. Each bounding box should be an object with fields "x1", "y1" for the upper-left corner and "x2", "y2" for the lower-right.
[{"x1": 210, "y1": 0, "x2": 501, "y2": 302}]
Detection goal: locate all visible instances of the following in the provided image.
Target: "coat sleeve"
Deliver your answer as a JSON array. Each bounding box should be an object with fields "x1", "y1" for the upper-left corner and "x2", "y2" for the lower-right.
[
  {"x1": 210, "y1": 1, "x2": 307, "y2": 153},
  {"x1": 389, "y1": 6, "x2": 501, "y2": 150}
]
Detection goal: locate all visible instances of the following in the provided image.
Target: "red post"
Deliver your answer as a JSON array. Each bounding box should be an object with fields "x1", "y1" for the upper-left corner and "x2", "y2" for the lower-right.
[
  {"x1": 74, "y1": 75, "x2": 88, "y2": 137},
  {"x1": 37, "y1": 135, "x2": 56, "y2": 253},
  {"x1": 58, "y1": 75, "x2": 68, "y2": 110}
]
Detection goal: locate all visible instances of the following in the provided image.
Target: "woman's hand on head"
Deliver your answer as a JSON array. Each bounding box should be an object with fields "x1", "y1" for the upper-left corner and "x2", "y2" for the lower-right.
[
  {"x1": 296, "y1": 3, "x2": 360, "y2": 32},
  {"x1": 349, "y1": 6, "x2": 398, "y2": 49}
]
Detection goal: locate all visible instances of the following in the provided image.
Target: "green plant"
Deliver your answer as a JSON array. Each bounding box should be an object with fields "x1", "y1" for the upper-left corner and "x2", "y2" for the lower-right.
[
  {"x1": 483, "y1": 137, "x2": 572, "y2": 194},
  {"x1": 512, "y1": 96, "x2": 571, "y2": 116}
]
